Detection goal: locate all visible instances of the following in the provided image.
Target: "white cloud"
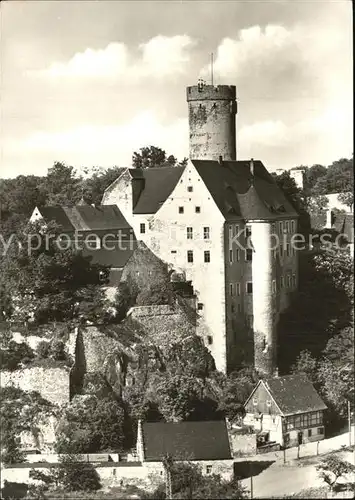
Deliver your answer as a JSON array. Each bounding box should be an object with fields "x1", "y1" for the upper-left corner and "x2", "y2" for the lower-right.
[
  {"x1": 238, "y1": 100, "x2": 353, "y2": 169},
  {"x1": 3, "y1": 112, "x2": 189, "y2": 176},
  {"x1": 29, "y1": 35, "x2": 195, "y2": 81}
]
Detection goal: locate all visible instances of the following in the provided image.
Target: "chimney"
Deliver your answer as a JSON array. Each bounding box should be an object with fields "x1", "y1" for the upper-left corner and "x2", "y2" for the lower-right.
[
  {"x1": 218, "y1": 155, "x2": 223, "y2": 166},
  {"x1": 250, "y1": 158, "x2": 254, "y2": 176},
  {"x1": 326, "y1": 208, "x2": 332, "y2": 229}
]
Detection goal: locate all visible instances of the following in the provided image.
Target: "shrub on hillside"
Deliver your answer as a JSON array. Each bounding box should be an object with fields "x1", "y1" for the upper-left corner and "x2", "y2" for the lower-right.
[{"x1": 0, "y1": 340, "x2": 35, "y2": 370}]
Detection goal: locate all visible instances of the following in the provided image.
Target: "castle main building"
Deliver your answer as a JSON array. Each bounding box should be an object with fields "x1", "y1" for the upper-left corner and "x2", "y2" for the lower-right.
[{"x1": 103, "y1": 82, "x2": 299, "y2": 375}]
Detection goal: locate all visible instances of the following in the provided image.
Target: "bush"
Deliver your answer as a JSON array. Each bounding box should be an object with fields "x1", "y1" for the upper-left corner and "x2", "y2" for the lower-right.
[
  {"x1": 37, "y1": 340, "x2": 51, "y2": 359},
  {"x1": 49, "y1": 339, "x2": 66, "y2": 360},
  {"x1": 0, "y1": 340, "x2": 34, "y2": 370},
  {"x1": 60, "y1": 457, "x2": 101, "y2": 492}
]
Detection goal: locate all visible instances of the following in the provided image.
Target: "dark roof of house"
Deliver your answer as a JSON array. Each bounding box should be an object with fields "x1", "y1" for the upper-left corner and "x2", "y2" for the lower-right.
[
  {"x1": 192, "y1": 160, "x2": 298, "y2": 220},
  {"x1": 129, "y1": 167, "x2": 185, "y2": 214},
  {"x1": 263, "y1": 375, "x2": 327, "y2": 416},
  {"x1": 141, "y1": 420, "x2": 232, "y2": 461},
  {"x1": 37, "y1": 205, "x2": 130, "y2": 231},
  {"x1": 83, "y1": 242, "x2": 137, "y2": 268}
]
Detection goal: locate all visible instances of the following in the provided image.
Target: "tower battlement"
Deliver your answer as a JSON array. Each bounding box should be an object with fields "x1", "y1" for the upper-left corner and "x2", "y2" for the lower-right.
[{"x1": 186, "y1": 85, "x2": 236, "y2": 102}]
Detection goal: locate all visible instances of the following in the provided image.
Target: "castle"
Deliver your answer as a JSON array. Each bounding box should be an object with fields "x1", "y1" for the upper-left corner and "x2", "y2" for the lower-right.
[{"x1": 102, "y1": 82, "x2": 299, "y2": 376}]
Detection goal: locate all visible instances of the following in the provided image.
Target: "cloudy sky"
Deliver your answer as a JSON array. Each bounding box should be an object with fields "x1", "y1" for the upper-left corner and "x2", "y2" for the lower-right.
[{"x1": 0, "y1": 0, "x2": 353, "y2": 178}]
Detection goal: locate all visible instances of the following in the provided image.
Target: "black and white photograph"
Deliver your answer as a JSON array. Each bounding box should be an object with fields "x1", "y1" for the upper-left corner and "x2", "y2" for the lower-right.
[{"x1": 0, "y1": 0, "x2": 353, "y2": 498}]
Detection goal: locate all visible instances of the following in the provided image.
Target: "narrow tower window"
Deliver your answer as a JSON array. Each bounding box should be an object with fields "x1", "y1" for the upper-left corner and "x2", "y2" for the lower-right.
[
  {"x1": 203, "y1": 227, "x2": 210, "y2": 240},
  {"x1": 187, "y1": 227, "x2": 193, "y2": 239},
  {"x1": 204, "y1": 251, "x2": 210, "y2": 263},
  {"x1": 187, "y1": 250, "x2": 193, "y2": 263}
]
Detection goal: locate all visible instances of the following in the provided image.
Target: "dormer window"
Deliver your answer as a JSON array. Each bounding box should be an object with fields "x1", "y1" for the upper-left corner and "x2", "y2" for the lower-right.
[{"x1": 86, "y1": 234, "x2": 101, "y2": 250}]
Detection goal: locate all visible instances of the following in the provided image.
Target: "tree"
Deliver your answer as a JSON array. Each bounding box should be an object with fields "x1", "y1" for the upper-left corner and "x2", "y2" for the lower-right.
[
  {"x1": 55, "y1": 394, "x2": 125, "y2": 453},
  {"x1": 271, "y1": 171, "x2": 310, "y2": 236},
  {"x1": 217, "y1": 369, "x2": 258, "y2": 424},
  {"x1": 290, "y1": 350, "x2": 319, "y2": 386},
  {"x1": 316, "y1": 455, "x2": 355, "y2": 491},
  {"x1": 142, "y1": 462, "x2": 247, "y2": 499},
  {"x1": 0, "y1": 387, "x2": 55, "y2": 464},
  {"x1": 0, "y1": 340, "x2": 35, "y2": 370},
  {"x1": 338, "y1": 191, "x2": 354, "y2": 210},
  {"x1": 82, "y1": 166, "x2": 126, "y2": 205},
  {"x1": 0, "y1": 220, "x2": 110, "y2": 326},
  {"x1": 132, "y1": 146, "x2": 188, "y2": 169},
  {"x1": 41, "y1": 162, "x2": 82, "y2": 206},
  {"x1": 317, "y1": 326, "x2": 354, "y2": 417},
  {"x1": 304, "y1": 164, "x2": 327, "y2": 194},
  {"x1": 29, "y1": 455, "x2": 101, "y2": 492}
]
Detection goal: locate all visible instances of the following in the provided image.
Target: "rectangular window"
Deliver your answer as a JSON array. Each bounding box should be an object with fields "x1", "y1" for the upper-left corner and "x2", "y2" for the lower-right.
[
  {"x1": 187, "y1": 227, "x2": 193, "y2": 239},
  {"x1": 187, "y1": 250, "x2": 193, "y2": 263},
  {"x1": 285, "y1": 221, "x2": 290, "y2": 233},
  {"x1": 203, "y1": 227, "x2": 210, "y2": 240},
  {"x1": 280, "y1": 245, "x2": 284, "y2": 257},
  {"x1": 140, "y1": 223, "x2": 146, "y2": 234},
  {"x1": 291, "y1": 220, "x2": 295, "y2": 233},
  {"x1": 229, "y1": 283, "x2": 234, "y2": 296},
  {"x1": 246, "y1": 282, "x2": 253, "y2": 294},
  {"x1": 231, "y1": 305, "x2": 235, "y2": 313},
  {"x1": 236, "y1": 282, "x2": 241, "y2": 296},
  {"x1": 179, "y1": 206, "x2": 184, "y2": 214},
  {"x1": 246, "y1": 225, "x2": 252, "y2": 238},
  {"x1": 236, "y1": 249, "x2": 240, "y2": 261},
  {"x1": 279, "y1": 221, "x2": 283, "y2": 233},
  {"x1": 308, "y1": 429, "x2": 312, "y2": 437},
  {"x1": 292, "y1": 274, "x2": 296, "y2": 288},
  {"x1": 171, "y1": 250, "x2": 177, "y2": 254},
  {"x1": 235, "y1": 225, "x2": 239, "y2": 236},
  {"x1": 286, "y1": 275, "x2": 291, "y2": 288},
  {"x1": 207, "y1": 336, "x2": 213, "y2": 345},
  {"x1": 286, "y1": 243, "x2": 290, "y2": 257},
  {"x1": 246, "y1": 248, "x2": 253, "y2": 261},
  {"x1": 195, "y1": 206, "x2": 201, "y2": 213},
  {"x1": 280, "y1": 276, "x2": 284, "y2": 289},
  {"x1": 206, "y1": 465, "x2": 212, "y2": 474},
  {"x1": 204, "y1": 251, "x2": 210, "y2": 263},
  {"x1": 318, "y1": 427, "x2": 324, "y2": 435},
  {"x1": 197, "y1": 303, "x2": 203, "y2": 311},
  {"x1": 272, "y1": 280, "x2": 277, "y2": 293},
  {"x1": 229, "y1": 249, "x2": 233, "y2": 263},
  {"x1": 187, "y1": 186, "x2": 193, "y2": 192}
]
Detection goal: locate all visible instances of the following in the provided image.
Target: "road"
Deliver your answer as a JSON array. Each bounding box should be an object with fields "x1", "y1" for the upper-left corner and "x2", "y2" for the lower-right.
[
  {"x1": 236, "y1": 426, "x2": 355, "y2": 499},
  {"x1": 240, "y1": 459, "x2": 322, "y2": 498}
]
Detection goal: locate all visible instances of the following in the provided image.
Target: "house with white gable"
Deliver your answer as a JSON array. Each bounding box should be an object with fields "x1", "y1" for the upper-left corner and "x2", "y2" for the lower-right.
[{"x1": 102, "y1": 82, "x2": 299, "y2": 375}]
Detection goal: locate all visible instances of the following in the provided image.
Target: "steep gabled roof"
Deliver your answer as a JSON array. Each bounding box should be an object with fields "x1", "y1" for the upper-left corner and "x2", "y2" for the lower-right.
[
  {"x1": 36, "y1": 206, "x2": 74, "y2": 232},
  {"x1": 129, "y1": 167, "x2": 185, "y2": 214},
  {"x1": 37, "y1": 205, "x2": 130, "y2": 231},
  {"x1": 261, "y1": 375, "x2": 327, "y2": 416},
  {"x1": 192, "y1": 160, "x2": 298, "y2": 220},
  {"x1": 141, "y1": 420, "x2": 232, "y2": 462}
]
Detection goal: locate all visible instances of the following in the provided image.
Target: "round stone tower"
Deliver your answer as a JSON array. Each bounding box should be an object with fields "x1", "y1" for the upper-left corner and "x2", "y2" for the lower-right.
[
  {"x1": 250, "y1": 220, "x2": 276, "y2": 376},
  {"x1": 186, "y1": 82, "x2": 237, "y2": 161}
]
